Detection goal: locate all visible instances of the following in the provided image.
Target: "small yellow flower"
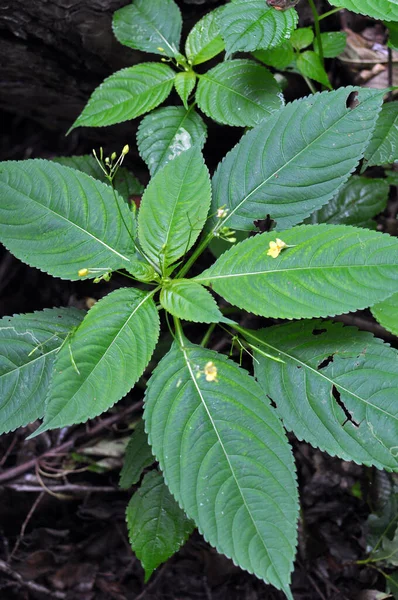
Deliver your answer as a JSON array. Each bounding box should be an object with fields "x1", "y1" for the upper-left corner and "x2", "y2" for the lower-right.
[
  {"x1": 204, "y1": 361, "x2": 218, "y2": 382},
  {"x1": 78, "y1": 268, "x2": 89, "y2": 277},
  {"x1": 267, "y1": 238, "x2": 288, "y2": 258},
  {"x1": 122, "y1": 144, "x2": 129, "y2": 155},
  {"x1": 216, "y1": 207, "x2": 229, "y2": 219}
]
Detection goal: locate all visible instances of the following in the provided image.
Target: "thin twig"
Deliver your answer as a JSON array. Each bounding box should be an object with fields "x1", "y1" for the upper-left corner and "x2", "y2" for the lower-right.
[
  {"x1": 0, "y1": 559, "x2": 66, "y2": 599},
  {"x1": 9, "y1": 492, "x2": 45, "y2": 559},
  {"x1": 5, "y1": 483, "x2": 119, "y2": 493}
]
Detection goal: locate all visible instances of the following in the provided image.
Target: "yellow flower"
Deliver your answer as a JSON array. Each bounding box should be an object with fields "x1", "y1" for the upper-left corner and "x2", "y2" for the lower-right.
[
  {"x1": 204, "y1": 361, "x2": 218, "y2": 382},
  {"x1": 267, "y1": 238, "x2": 287, "y2": 258},
  {"x1": 78, "y1": 268, "x2": 89, "y2": 277}
]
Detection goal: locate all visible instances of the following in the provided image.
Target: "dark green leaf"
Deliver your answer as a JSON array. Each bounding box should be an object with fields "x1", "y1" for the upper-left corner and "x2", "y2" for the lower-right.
[
  {"x1": 372, "y1": 293, "x2": 398, "y2": 336},
  {"x1": 185, "y1": 8, "x2": 225, "y2": 65},
  {"x1": 253, "y1": 43, "x2": 295, "y2": 70},
  {"x1": 329, "y1": 0, "x2": 398, "y2": 21},
  {"x1": 160, "y1": 280, "x2": 225, "y2": 323},
  {"x1": 120, "y1": 420, "x2": 155, "y2": 488},
  {"x1": 296, "y1": 51, "x2": 332, "y2": 88},
  {"x1": 174, "y1": 71, "x2": 197, "y2": 110},
  {"x1": 314, "y1": 31, "x2": 347, "y2": 58},
  {"x1": 290, "y1": 27, "x2": 314, "y2": 50},
  {"x1": 364, "y1": 102, "x2": 398, "y2": 167}
]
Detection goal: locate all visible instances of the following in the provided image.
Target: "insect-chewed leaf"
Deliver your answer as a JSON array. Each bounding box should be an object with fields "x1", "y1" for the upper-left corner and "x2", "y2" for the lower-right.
[
  {"x1": 126, "y1": 470, "x2": 194, "y2": 582},
  {"x1": 138, "y1": 146, "x2": 211, "y2": 272},
  {"x1": 69, "y1": 63, "x2": 175, "y2": 131},
  {"x1": 137, "y1": 106, "x2": 207, "y2": 176},
  {"x1": 144, "y1": 340, "x2": 298, "y2": 595},
  {"x1": 0, "y1": 308, "x2": 84, "y2": 435},
  {"x1": 0, "y1": 160, "x2": 135, "y2": 280},
  {"x1": 364, "y1": 102, "x2": 398, "y2": 167},
  {"x1": 31, "y1": 288, "x2": 159, "y2": 436},
  {"x1": 160, "y1": 280, "x2": 225, "y2": 323},
  {"x1": 245, "y1": 320, "x2": 398, "y2": 471},
  {"x1": 195, "y1": 224, "x2": 398, "y2": 320},
  {"x1": 113, "y1": 0, "x2": 182, "y2": 58},
  {"x1": 185, "y1": 8, "x2": 225, "y2": 65},
  {"x1": 196, "y1": 59, "x2": 283, "y2": 127},
  {"x1": 372, "y1": 292, "x2": 398, "y2": 337},
  {"x1": 328, "y1": 0, "x2": 398, "y2": 22},
  {"x1": 218, "y1": 0, "x2": 298, "y2": 56},
  {"x1": 120, "y1": 420, "x2": 155, "y2": 488},
  {"x1": 210, "y1": 87, "x2": 384, "y2": 232}
]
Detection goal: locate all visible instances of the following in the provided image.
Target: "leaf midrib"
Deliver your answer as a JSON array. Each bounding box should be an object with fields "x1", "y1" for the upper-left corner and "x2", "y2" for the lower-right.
[
  {"x1": 134, "y1": 3, "x2": 179, "y2": 57},
  {"x1": 155, "y1": 105, "x2": 196, "y2": 175},
  {"x1": 225, "y1": 4, "x2": 280, "y2": 53}
]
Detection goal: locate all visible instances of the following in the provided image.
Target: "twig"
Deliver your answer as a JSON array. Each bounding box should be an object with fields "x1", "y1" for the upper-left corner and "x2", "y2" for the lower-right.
[
  {"x1": 9, "y1": 491, "x2": 45, "y2": 559},
  {"x1": 0, "y1": 559, "x2": 66, "y2": 599},
  {"x1": 5, "y1": 483, "x2": 119, "y2": 494}
]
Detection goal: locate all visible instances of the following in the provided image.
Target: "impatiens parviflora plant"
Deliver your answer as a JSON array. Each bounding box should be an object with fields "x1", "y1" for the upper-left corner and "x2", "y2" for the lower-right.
[{"x1": 1, "y1": 78, "x2": 398, "y2": 597}]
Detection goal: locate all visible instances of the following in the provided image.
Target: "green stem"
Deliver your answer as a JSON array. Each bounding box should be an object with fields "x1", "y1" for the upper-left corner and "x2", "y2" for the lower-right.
[
  {"x1": 308, "y1": 0, "x2": 324, "y2": 66},
  {"x1": 303, "y1": 75, "x2": 317, "y2": 94},
  {"x1": 200, "y1": 323, "x2": 217, "y2": 348},
  {"x1": 176, "y1": 231, "x2": 214, "y2": 279},
  {"x1": 173, "y1": 316, "x2": 185, "y2": 345},
  {"x1": 318, "y1": 6, "x2": 343, "y2": 20}
]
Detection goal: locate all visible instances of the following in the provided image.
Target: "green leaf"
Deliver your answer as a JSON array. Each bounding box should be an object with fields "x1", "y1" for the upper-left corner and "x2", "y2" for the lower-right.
[
  {"x1": 174, "y1": 71, "x2": 197, "y2": 110},
  {"x1": 112, "y1": 0, "x2": 182, "y2": 58},
  {"x1": 185, "y1": 8, "x2": 225, "y2": 65},
  {"x1": 138, "y1": 146, "x2": 211, "y2": 272},
  {"x1": 0, "y1": 160, "x2": 136, "y2": 280},
  {"x1": 137, "y1": 106, "x2": 207, "y2": 176},
  {"x1": 0, "y1": 308, "x2": 84, "y2": 435},
  {"x1": 296, "y1": 51, "x2": 332, "y2": 88},
  {"x1": 126, "y1": 470, "x2": 194, "y2": 581},
  {"x1": 144, "y1": 340, "x2": 298, "y2": 594},
  {"x1": 304, "y1": 175, "x2": 389, "y2": 229},
  {"x1": 32, "y1": 288, "x2": 159, "y2": 435},
  {"x1": 196, "y1": 59, "x2": 283, "y2": 127},
  {"x1": 195, "y1": 224, "x2": 398, "y2": 320},
  {"x1": 53, "y1": 154, "x2": 143, "y2": 202},
  {"x1": 120, "y1": 420, "x2": 155, "y2": 488},
  {"x1": 290, "y1": 27, "x2": 314, "y2": 51},
  {"x1": 69, "y1": 63, "x2": 175, "y2": 131},
  {"x1": 314, "y1": 31, "x2": 347, "y2": 58},
  {"x1": 210, "y1": 87, "x2": 384, "y2": 232},
  {"x1": 253, "y1": 42, "x2": 295, "y2": 70},
  {"x1": 160, "y1": 280, "x2": 224, "y2": 323},
  {"x1": 372, "y1": 293, "x2": 398, "y2": 336},
  {"x1": 246, "y1": 320, "x2": 398, "y2": 471},
  {"x1": 387, "y1": 21, "x2": 398, "y2": 50},
  {"x1": 328, "y1": 0, "x2": 398, "y2": 22},
  {"x1": 364, "y1": 102, "x2": 398, "y2": 167},
  {"x1": 218, "y1": 0, "x2": 298, "y2": 56}
]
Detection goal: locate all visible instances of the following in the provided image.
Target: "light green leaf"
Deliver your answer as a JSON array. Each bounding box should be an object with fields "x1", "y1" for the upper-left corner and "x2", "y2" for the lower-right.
[
  {"x1": 290, "y1": 27, "x2": 314, "y2": 51},
  {"x1": 174, "y1": 71, "x2": 197, "y2": 110},
  {"x1": 144, "y1": 340, "x2": 298, "y2": 594},
  {"x1": 210, "y1": 87, "x2": 384, "y2": 232},
  {"x1": 0, "y1": 160, "x2": 136, "y2": 280},
  {"x1": 364, "y1": 102, "x2": 398, "y2": 167},
  {"x1": 314, "y1": 31, "x2": 347, "y2": 58},
  {"x1": 126, "y1": 470, "x2": 194, "y2": 581},
  {"x1": 195, "y1": 224, "x2": 398, "y2": 320},
  {"x1": 185, "y1": 8, "x2": 225, "y2": 65},
  {"x1": 69, "y1": 63, "x2": 175, "y2": 131},
  {"x1": 196, "y1": 59, "x2": 283, "y2": 127},
  {"x1": 120, "y1": 420, "x2": 155, "y2": 488},
  {"x1": 246, "y1": 320, "x2": 398, "y2": 471},
  {"x1": 32, "y1": 288, "x2": 159, "y2": 435},
  {"x1": 112, "y1": 0, "x2": 182, "y2": 58},
  {"x1": 253, "y1": 42, "x2": 295, "y2": 70},
  {"x1": 387, "y1": 21, "x2": 398, "y2": 50},
  {"x1": 160, "y1": 280, "x2": 224, "y2": 323},
  {"x1": 0, "y1": 308, "x2": 84, "y2": 435},
  {"x1": 218, "y1": 0, "x2": 298, "y2": 56},
  {"x1": 329, "y1": 0, "x2": 398, "y2": 22},
  {"x1": 138, "y1": 146, "x2": 211, "y2": 272},
  {"x1": 304, "y1": 175, "x2": 389, "y2": 229},
  {"x1": 53, "y1": 154, "x2": 143, "y2": 202},
  {"x1": 137, "y1": 106, "x2": 207, "y2": 176},
  {"x1": 372, "y1": 292, "x2": 398, "y2": 336},
  {"x1": 296, "y1": 51, "x2": 331, "y2": 88}
]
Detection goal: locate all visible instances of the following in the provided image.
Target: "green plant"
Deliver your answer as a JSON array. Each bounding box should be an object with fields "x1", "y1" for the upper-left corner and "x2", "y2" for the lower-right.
[{"x1": 0, "y1": 0, "x2": 398, "y2": 597}]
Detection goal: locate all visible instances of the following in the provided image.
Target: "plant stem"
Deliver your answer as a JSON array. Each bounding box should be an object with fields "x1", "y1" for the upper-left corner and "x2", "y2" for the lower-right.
[
  {"x1": 173, "y1": 316, "x2": 185, "y2": 345},
  {"x1": 200, "y1": 323, "x2": 216, "y2": 347},
  {"x1": 176, "y1": 231, "x2": 214, "y2": 278},
  {"x1": 318, "y1": 6, "x2": 343, "y2": 20},
  {"x1": 303, "y1": 75, "x2": 317, "y2": 94},
  {"x1": 308, "y1": 0, "x2": 324, "y2": 66}
]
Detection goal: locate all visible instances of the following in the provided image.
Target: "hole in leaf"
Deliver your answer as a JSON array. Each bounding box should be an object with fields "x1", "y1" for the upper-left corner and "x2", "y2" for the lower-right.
[
  {"x1": 312, "y1": 328, "x2": 327, "y2": 336},
  {"x1": 332, "y1": 385, "x2": 360, "y2": 428},
  {"x1": 346, "y1": 91, "x2": 359, "y2": 109},
  {"x1": 267, "y1": 395, "x2": 277, "y2": 409},
  {"x1": 317, "y1": 355, "x2": 334, "y2": 370},
  {"x1": 253, "y1": 214, "x2": 275, "y2": 233},
  {"x1": 296, "y1": 365, "x2": 302, "y2": 369}
]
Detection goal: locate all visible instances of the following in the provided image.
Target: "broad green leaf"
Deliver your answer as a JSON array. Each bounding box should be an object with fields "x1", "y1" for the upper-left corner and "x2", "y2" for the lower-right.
[
  {"x1": 144, "y1": 341, "x2": 298, "y2": 595},
  {"x1": 314, "y1": 31, "x2": 347, "y2": 58},
  {"x1": 137, "y1": 106, "x2": 207, "y2": 176},
  {"x1": 174, "y1": 71, "x2": 196, "y2": 110},
  {"x1": 196, "y1": 59, "x2": 283, "y2": 127},
  {"x1": 290, "y1": 27, "x2": 314, "y2": 51},
  {"x1": 218, "y1": 0, "x2": 298, "y2": 56},
  {"x1": 296, "y1": 51, "x2": 332, "y2": 88},
  {"x1": 364, "y1": 102, "x2": 398, "y2": 167},
  {"x1": 185, "y1": 8, "x2": 225, "y2": 65},
  {"x1": 32, "y1": 288, "x2": 159, "y2": 435},
  {"x1": 138, "y1": 146, "x2": 211, "y2": 272},
  {"x1": 372, "y1": 293, "x2": 398, "y2": 336},
  {"x1": 120, "y1": 420, "x2": 155, "y2": 488},
  {"x1": 329, "y1": 0, "x2": 398, "y2": 22},
  {"x1": 305, "y1": 176, "x2": 389, "y2": 229},
  {"x1": 0, "y1": 160, "x2": 136, "y2": 280},
  {"x1": 0, "y1": 308, "x2": 84, "y2": 435},
  {"x1": 247, "y1": 320, "x2": 398, "y2": 471},
  {"x1": 160, "y1": 280, "x2": 224, "y2": 323},
  {"x1": 126, "y1": 470, "x2": 194, "y2": 581},
  {"x1": 195, "y1": 224, "x2": 398, "y2": 320},
  {"x1": 69, "y1": 63, "x2": 175, "y2": 131},
  {"x1": 112, "y1": 0, "x2": 182, "y2": 58},
  {"x1": 53, "y1": 154, "x2": 143, "y2": 202},
  {"x1": 210, "y1": 87, "x2": 384, "y2": 232},
  {"x1": 253, "y1": 43, "x2": 295, "y2": 70}
]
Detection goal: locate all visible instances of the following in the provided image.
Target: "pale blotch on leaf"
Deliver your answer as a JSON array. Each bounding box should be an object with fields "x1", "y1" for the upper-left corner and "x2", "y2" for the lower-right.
[{"x1": 204, "y1": 361, "x2": 218, "y2": 382}]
